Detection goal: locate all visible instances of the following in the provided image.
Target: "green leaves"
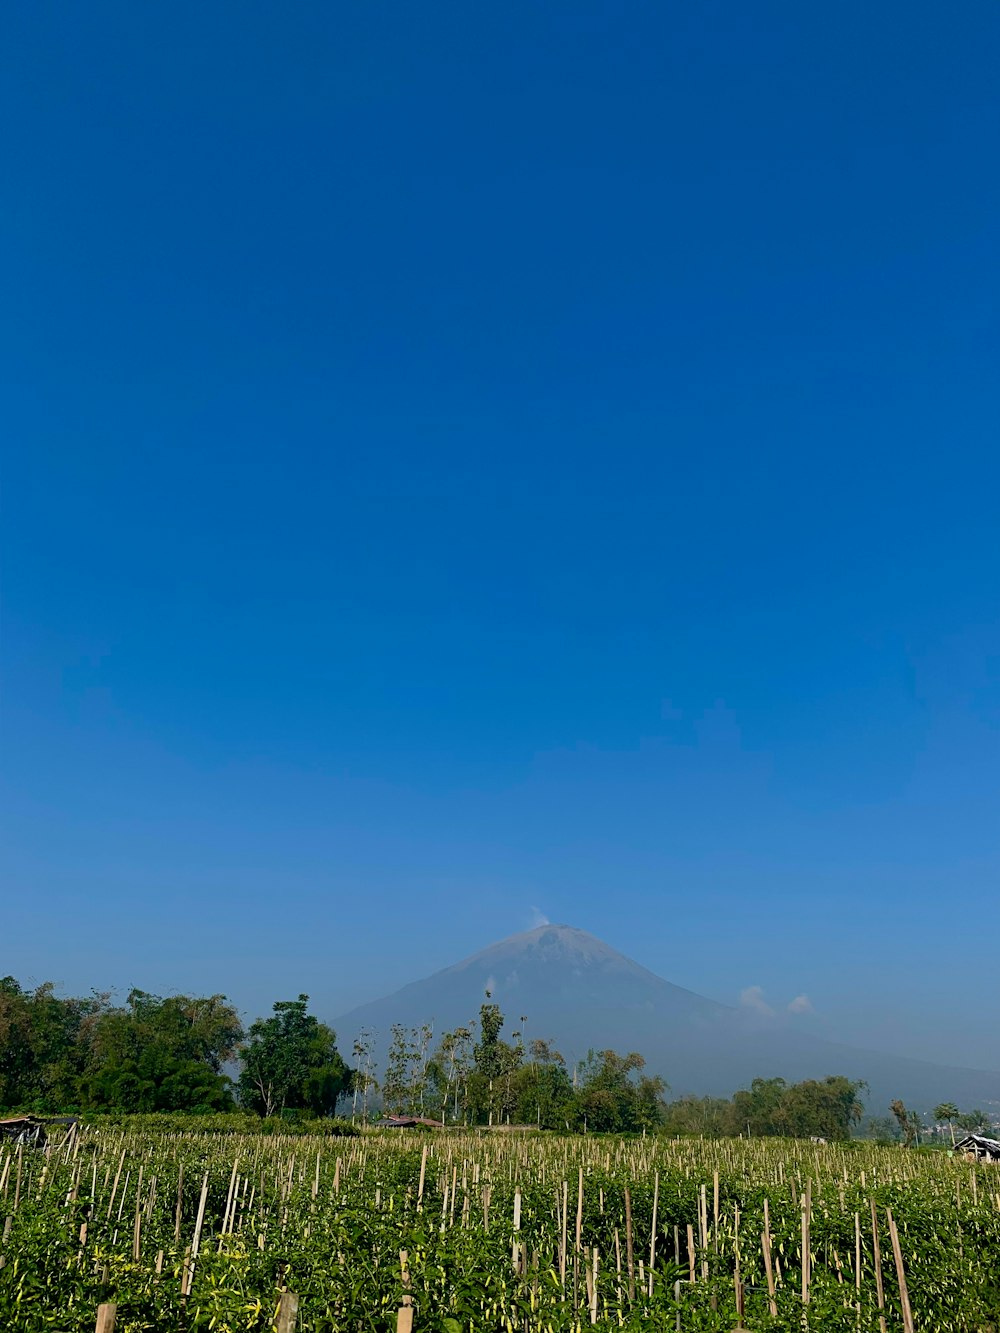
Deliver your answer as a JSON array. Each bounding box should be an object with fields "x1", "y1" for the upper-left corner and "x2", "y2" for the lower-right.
[
  {"x1": 237, "y1": 996, "x2": 352, "y2": 1118},
  {"x1": 3, "y1": 1127, "x2": 1000, "y2": 1330}
]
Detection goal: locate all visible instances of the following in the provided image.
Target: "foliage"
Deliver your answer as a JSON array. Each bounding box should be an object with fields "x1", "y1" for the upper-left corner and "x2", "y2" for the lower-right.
[
  {"x1": 891, "y1": 1097, "x2": 923, "y2": 1147},
  {"x1": 79, "y1": 1111, "x2": 358, "y2": 1136},
  {"x1": 80, "y1": 990, "x2": 243, "y2": 1113},
  {"x1": 575, "y1": 1049, "x2": 668, "y2": 1133},
  {"x1": 237, "y1": 995, "x2": 352, "y2": 1118},
  {"x1": 955, "y1": 1107, "x2": 992, "y2": 1133},
  {"x1": 0, "y1": 979, "x2": 243, "y2": 1115},
  {"x1": 728, "y1": 1075, "x2": 866, "y2": 1141},
  {"x1": 0, "y1": 977, "x2": 98, "y2": 1112},
  {"x1": 382, "y1": 1022, "x2": 435, "y2": 1116},
  {"x1": 349, "y1": 1027, "x2": 379, "y2": 1121},
  {"x1": 3, "y1": 1125, "x2": 1000, "y2": 1331}
]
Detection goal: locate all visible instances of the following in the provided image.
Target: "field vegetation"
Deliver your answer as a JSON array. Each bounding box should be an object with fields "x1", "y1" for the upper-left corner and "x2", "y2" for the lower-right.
[{"x1": 2, "y1": 1122, "x2": 999, "y2": 1331}]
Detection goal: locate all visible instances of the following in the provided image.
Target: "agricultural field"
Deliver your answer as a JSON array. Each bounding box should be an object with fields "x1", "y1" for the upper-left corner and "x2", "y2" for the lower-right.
[{"x1": 1, "y1": 1123, "x2": 999, "y2": 1332}]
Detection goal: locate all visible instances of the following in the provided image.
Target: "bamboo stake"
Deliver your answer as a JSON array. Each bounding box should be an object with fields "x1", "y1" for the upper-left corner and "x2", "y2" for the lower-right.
[
  {"x1": 416, "y1": 1146, "x2": 427, "y2": 1212},
  {"x1": 560, "y1": 1180, "x2": 568, "y2": 1294},
  {"x1": 624, "y1": 1185, "x2": 635, "y2": 1303},
  {"x1": 869, "y1": 1199, "x2": 887, "y2": 1333},
  {"x1": 686, "y1": 1223, "x2": 696, "y2": 1283},
  {"x1": 397, "y1": 1249, "x2": 414, "y2": 1333},
  {"x1": 699, "y1": 1183, "x2": 708, "y2": 1280},
  {"x1": 886, "y1": 1208, "x2": 915, "y2": 1333},
  {"x1": 649, "y1": 1170, "x2": 659, "y2": 1274},
  {"x1": 174, "y1": 1162, "x2": 184, "y2": 1244},
  {"x1": 276, "y1": 1290, "x2": 299, "y2": 1333},
  {"x1": 105, "y1": 1150, "x2": 125, "y2": 1221},
  {"x1": 95, "y1": 1304, "x2": 117, "y2": 1333},
  {"x1": 761, "y1": 1228, "x2": 777, "y2": 1318},
  {"x1": 132, "y1": 1181, "x2": 142, "y2": 1263},
  {"x1": 183, "y1": 1174, "x2": 210, "y2": 1296},
  {"x1": 222, "y1": 1157, "x2": 239, "y2": 1235}
]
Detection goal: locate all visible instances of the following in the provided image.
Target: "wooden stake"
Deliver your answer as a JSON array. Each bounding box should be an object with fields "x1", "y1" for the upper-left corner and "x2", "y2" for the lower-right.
[
  {"x1": 649, "y1": 1170, "x2": 659, "y2": 1274},
  {"x1": 95, "y1": 1304, "x2": 117, "y2": 1333},
  {"x1": 105, "y1": 1150, "x2": 126, "y2": 1221},
  {"x1": 276, "y1": 1290, "x2": 299, "y2": 1333},
  {"x1": 397, "y1": 1249, "x2": 414, "y2": 1333},
  {"x1": 624, "y1": 1185, "x2": 635, "y2": 1303},
  {"x1": 183, "y1": 1174, "x2": 209, "y2": 1296},
  {"x1": 886, "y1": 1208, "x2": 915, "y2": 1333},
  {"x1": 416, "y1": 1146, "x2": 427, "y2": 1212},
  {"x1": 560, "y1": 1179, "x2": 568, "y2": 1294},
  {"x1": 686, "y1": 1223, "x2": 696, "y2": 1283},
  {"x1": 761, "y1": 1230, "x2": 777, "y2": 1318},
  {"x1": 174, "y1": 1163, "x2": 184, "y2": 1245},
  {"x1": 575, "y1": 1167, "x2": 584, "y2": 1253},
  {"x1": 869, "y1": 1199, "x2": 887, "y2": 1333}
]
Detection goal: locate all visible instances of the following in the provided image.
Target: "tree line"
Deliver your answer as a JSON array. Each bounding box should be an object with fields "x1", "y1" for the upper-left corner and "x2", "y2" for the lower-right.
[
  {"x1": 6, "y1": 974, "x2": 980, "y2": 1143},
  {"x1": 0, "y1": 978, "x2": 349, "y2": 1118},
  {"x1": 368, "y1": 997, "x2": 870, "y2": 1140}
]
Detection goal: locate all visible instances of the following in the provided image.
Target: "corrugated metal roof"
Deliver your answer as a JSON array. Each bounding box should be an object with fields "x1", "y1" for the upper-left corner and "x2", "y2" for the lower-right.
[{"x1": 955, "y1": 1134, "x2": 1000, "y2": 1155}]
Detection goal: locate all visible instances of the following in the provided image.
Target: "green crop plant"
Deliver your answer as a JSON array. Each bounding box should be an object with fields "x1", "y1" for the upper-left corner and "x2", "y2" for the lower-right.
[{"x1": 0, "y1": 1126, "x2": 998, "y2": 1330}]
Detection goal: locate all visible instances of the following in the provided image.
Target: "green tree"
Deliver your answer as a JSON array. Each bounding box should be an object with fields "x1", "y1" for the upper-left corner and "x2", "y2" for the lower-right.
[
  {"x1": 934, "y1": 1102, "x2": 960, "y2": 1144},
  {"x1": 80, "y1": 990, "x2": 243, "y2": 1112},
  {"x1": 238, "y1": 995, "x2": 351, "y2": 1117},
  {"x1": 466, "y1": 994, "x2": 521, "y2": 1125},
  {"x1": 381, "y1": 1023, "x2": 435, "y2": 1116},
  {"x1": 771, "y1": 1077, "x2": 866, "y2": 1141},
  {"x1": 576, "y1": 1049, "x2": 668, "y2": 1133},
  {"x1": 731, "y1": 1077, "x2": 788, "y2": 1136},
  {"x1": 956, "y1": 1108, "x2": 991, "y2": 1134},
  {"x1": 427, "y1": 1026, "x2": 475, "y2": 1123},
  {"x1": 382, "y1": 1024, "x2": 417, "y2": 1116},
  {"x1": 512, "y1": 1038, "x2": 575, "y2": 1130},
  {"x1": 472, "y1": 995, "x2": 506, "y2": 1081},
  {"x1": 857, "y1": 1114, "x2": 901, "y2": 1143},
  {"x1": 0, "y1": 977, "x2": 98, "y2": 1111},
  {"x1": 350, "y1": 1028, "x2": 378, "y2": 1123},
  {"x1": 661, "y1": 1095, "x2": 734, "y2": 1137},
  {"x1": 890, "y1": 1098, "x2": 921, "y2": 1147}
]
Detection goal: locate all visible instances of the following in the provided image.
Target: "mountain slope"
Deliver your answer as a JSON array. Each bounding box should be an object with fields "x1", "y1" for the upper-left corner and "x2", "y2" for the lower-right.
[{"x1": 334, "y1": 924, "x2": 1000, "y2": 1113}]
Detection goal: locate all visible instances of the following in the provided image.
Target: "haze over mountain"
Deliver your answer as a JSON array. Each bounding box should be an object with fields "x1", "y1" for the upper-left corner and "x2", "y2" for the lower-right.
[{"x1": 336, "y1": 924, "x2": 1000, "y2": 1114}]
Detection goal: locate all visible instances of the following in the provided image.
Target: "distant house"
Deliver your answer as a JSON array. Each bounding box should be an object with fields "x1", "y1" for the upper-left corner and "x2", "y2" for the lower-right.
[
  {"x1": 373, "y1": 1116, "x2": 443, "y2": 1130},
  {"x1": 954, "y1": 1134, "x2": 1000, "y2": 1162}
]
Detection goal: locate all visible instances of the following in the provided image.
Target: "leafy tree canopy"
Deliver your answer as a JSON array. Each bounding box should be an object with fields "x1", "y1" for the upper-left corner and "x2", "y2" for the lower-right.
[
  {"x1": 80, "y1": 990, "x2": 243, "y2": 1113},
  {"x1": 238, "y1": 995, "x2": 352, "y2": 1118}
]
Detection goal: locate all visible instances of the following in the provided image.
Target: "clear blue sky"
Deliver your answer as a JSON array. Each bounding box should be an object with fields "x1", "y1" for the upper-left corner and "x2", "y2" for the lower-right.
[{"x1": 3, "y1": 2, "x2": 998, "y2": 1069}]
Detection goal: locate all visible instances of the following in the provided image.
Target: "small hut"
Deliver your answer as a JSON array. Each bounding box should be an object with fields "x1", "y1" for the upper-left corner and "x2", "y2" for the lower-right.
[
  {"x1": 372, "y1": 1116, "x2": 443, "y2": 1129},
  {"x1": 954, "y1": 1134, "x2": 1000, "y2": 1162},
  {"x1": 0, "y1": 1117, "x2": 48, "y2": 1148},
  {"x1": 0, "y1": 1116, "x2": 77, "y2": 1149}
]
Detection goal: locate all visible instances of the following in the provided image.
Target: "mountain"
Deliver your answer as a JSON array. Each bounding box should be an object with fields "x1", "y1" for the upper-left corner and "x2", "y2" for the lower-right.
[{"x1": 334, "y1": 924, "x2": 1000, "y2": 1113}]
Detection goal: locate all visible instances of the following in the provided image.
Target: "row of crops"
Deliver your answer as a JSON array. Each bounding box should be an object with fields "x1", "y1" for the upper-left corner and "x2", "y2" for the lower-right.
[{"x1": 1, "y1": 1125, "x2": 999, "y2": 1331}]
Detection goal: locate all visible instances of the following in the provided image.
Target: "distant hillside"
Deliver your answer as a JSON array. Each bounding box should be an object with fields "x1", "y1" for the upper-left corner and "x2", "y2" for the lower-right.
[{"x1": 335, "y1": 924, "x2": 1000, "y2": 1114}]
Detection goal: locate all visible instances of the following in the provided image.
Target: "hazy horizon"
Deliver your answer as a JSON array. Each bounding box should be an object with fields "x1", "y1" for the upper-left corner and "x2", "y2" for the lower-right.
[{"x1": 4, "y1": 3, "x2": 999, "y2": 1074}]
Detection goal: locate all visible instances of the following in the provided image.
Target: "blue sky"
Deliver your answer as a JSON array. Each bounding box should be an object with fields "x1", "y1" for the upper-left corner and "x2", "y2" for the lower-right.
[{"x1": 3, "y1": 1, "x2": 998, "y2": 1069}]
